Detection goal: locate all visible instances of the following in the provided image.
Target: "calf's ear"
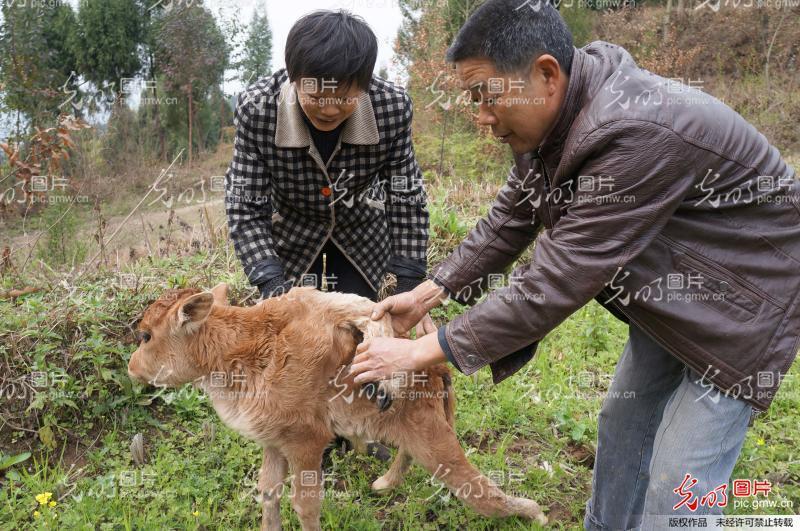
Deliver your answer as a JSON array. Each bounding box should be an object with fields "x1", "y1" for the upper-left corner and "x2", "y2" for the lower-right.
[
  {"x1": 210, "y1": 282, "x2": 230, "y2": 305},
  {"x1": 178, "y1": 292, "x2": 214, "y2": 330}
]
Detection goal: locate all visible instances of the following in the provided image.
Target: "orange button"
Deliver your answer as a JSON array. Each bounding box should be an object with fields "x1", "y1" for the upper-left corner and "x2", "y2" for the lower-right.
[{"x1": 321, "y1": 187, "x2": 332, "y2": 197}]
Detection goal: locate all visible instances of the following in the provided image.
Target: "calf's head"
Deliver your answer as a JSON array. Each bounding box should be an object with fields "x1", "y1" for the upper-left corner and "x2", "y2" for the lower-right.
[{"x1": 128, "y1": 283, "x2": 229, "y2": 387}]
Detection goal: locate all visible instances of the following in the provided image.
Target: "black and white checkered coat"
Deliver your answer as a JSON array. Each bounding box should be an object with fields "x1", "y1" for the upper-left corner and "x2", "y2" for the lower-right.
[{"x1": 225, "y1": 69, "x2": 429, "y2": 291}]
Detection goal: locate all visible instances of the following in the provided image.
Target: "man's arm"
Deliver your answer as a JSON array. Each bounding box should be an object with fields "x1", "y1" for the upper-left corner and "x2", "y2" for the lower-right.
[
  {"x1": 430, "y1": 153, "x2": 543, "y2": 305},
  {"x1": 371, "y1": 151, "x2": 546, "y2": 369},
  {"x1": 383, "y1": 91, "x2": 429, "y2": 293},
  {"x1": 442, "y1": 121, "x2": 697, "y2": 375},
  {"x1": 225, "y1": 91, "x2": 287, "y2": 296}
]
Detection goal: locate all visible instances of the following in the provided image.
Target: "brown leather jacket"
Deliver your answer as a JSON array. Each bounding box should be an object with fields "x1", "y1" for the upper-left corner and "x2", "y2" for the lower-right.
[{"x1": 433, "y1": 41, "x2": 800, "y2": 411}]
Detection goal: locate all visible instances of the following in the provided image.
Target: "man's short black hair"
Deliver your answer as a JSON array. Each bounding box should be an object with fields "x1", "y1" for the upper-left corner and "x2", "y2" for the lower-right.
[
  {"x1": 446, "y1": 0, "x2": 574, "y2": 75},
  {"x1": 285, "y1": 10, "x2": 378, "y2": 91}
]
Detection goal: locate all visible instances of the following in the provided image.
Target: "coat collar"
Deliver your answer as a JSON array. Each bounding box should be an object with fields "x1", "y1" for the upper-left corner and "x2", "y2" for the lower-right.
[
  {"x1": 538, "y1": 46, "x2": 589, "y2": 159},
  {"x1": 274, "y1": 79, "x2": 380, "y2": 148}
]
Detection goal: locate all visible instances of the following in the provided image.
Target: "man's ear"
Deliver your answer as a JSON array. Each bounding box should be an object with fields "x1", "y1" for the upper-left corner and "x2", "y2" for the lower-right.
[
  {"x1": 210, "y1": 282, "x2": 230, "y2": 306},
  {"x1": 531, "y1": 54, "x2": 562, "y2": 87},
  {"x1": 178, "y1": 292, "x2": 214, "y2": 329}
]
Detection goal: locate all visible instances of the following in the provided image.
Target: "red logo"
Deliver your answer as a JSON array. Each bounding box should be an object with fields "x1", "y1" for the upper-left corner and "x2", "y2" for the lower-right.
[{"x1": 673, "y1": 474, "x2": 772, "y2": 511}]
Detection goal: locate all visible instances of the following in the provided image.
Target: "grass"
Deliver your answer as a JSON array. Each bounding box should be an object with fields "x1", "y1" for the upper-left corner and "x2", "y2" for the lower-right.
[
  {"x1": 1, "y1": 188, "x2": 798, "y2": 529},
  {"x1": 1, "y1": 15, "x2": 799, "y2": 519}
]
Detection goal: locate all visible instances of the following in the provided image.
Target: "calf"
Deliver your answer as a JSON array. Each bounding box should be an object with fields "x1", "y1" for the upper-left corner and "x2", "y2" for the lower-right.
[{"x1": 128, "y1": 283, "x2": 548, "y2": 530}]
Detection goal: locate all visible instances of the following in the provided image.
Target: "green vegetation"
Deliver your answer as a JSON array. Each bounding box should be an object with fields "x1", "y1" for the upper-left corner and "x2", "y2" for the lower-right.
[
  {"x1": 1, "y1": 191, "x2": 798, "y2": 528},
  {"x1": 1, "y1": 1, "x2": 798, "y2": 528}
]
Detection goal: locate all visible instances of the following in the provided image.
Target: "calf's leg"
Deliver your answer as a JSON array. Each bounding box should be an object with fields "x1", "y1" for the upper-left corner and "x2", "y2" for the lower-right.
[
  {"x1": 285, "y1": 439, "x2": 329, "y2": 531},
  {"x1": 259, "y1": 446, "x2": 288, "y2": 531},
  {"x1": 400, "y1": 415, "x2": 548, "y2": 525}
]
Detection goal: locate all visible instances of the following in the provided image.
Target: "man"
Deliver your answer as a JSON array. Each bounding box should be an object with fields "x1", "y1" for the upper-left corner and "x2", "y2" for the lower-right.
[
  {"x1": 225, "y1": 10, "x2": 429, "y2": 304},
  {"x1": 349, "y1": 1, "x2": 800, "y2": 528}
]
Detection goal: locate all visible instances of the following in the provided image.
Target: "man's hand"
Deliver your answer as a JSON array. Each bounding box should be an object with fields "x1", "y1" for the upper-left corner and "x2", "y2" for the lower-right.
[
  {"x1": 372, "y1": 291, "x2": 423, "y2": 337},
  {"x1": 414, "y1": 313, "x2": 437, "y2": 338},
  {"x1": 372, "y1": 279, "x2": 448, "y2": 336},
  {"x1": 350, "y1": 328, "x2": 445, "y2": 384}
]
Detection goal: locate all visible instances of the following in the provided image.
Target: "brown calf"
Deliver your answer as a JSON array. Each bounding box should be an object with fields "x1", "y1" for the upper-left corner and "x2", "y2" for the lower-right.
[{"x1": 128, "y1": 283, "x2": 548, "y2": 530}]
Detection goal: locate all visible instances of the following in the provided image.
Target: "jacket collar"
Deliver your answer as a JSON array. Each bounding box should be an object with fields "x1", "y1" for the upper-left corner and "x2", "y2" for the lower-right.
[
  {"x1": 538, "y1": 46, "x2": 589, "y2": 159},
  {"x1": 275, "y1": 80, "x2": 380, "y2": 148}
]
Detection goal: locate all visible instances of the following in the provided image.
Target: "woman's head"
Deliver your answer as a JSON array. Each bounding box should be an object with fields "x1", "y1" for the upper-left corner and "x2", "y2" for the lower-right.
[{"x1": 286, "y1": 10, "x2": 378, "y2": 131}]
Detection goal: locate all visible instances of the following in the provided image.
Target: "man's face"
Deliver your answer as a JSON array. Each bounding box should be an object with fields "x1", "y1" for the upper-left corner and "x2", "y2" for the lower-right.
[
  {"x1": 455, "y1": 55, "x2": 568, "y2": 154},
  {"x1": 295, "y1": 78, "x2": 362, "y2": 131}
]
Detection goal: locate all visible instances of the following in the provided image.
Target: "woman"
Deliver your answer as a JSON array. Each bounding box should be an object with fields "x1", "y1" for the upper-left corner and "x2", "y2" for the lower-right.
[{"x1": 225, "y1": 10, "x2": 429, "y2": 303}]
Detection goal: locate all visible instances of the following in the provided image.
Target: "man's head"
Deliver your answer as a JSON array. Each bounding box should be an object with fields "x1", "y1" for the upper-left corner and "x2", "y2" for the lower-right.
[
  {"x1": 286, "y1": 10, "x2": 378, "y2": 131},
  {"x1": 446, "y1": 0, "x2": 574, "y2": 154},
  {"x1": 128, "y1": 284, "x2": 229, "y2": 387}
]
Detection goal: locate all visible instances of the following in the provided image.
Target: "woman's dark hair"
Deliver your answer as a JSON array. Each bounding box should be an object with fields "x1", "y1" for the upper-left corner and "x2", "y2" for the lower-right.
[
  {"x1": 446, "y1": 0, "x2": 574, "y2": 75},
  {"x1": 285, "y1": 10, "x2": 378, "y2": 91}
]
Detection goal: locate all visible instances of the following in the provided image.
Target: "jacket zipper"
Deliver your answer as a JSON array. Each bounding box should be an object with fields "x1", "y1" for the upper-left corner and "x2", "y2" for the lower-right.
[
  {"x1": 659, "y1": 234, "x2": 785, "y2": 309},
  {"x1": 534, "y1": 148, "x2": 553, "y2": 227},
  {"x1": 305, "y1": 140, "x2": 378, "y2": 292}
]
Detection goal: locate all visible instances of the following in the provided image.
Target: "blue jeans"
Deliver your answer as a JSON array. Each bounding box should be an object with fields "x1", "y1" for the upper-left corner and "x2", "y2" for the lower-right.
[{"x1": 584, "y1": 324, "x2": 753, "y2": 531}]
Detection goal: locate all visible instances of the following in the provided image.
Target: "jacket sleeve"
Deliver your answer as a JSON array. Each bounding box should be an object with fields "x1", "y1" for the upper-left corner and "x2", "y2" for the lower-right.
[
  {"x1": 382, "y1": 91, "x2": 429, "y2": 269},
  {"x1": 443, "y1": 121, "x2": 698, "y2": 376},
  {"x1": 225, "y1": 91, "x2": 285, "y2": 287},
  {"x1": 430, "y1": 154, "x2": 542, "y2": 305}
]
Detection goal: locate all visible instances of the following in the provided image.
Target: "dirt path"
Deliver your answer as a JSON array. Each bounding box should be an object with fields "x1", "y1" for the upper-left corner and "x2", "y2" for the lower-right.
[{"x1": 7, "y1": 198, "x2": 227, "y2": 269}]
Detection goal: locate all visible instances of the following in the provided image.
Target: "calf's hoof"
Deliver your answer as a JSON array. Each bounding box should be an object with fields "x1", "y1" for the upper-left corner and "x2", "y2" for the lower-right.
[
  {"x1": 512, "y1": 497, "x2": 548, "y2": 525},
  {"x1": 365, "y1": 441, "x2": 392, "y2": 462},
  {"x1": 371, "y1": 475, "x2": 394, "y2": 492}
]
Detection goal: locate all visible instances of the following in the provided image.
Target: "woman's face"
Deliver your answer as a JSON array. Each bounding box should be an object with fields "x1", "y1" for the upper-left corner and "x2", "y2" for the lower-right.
[{"x1": 295, "y1": 78, "x2": 363, "y2": 131}]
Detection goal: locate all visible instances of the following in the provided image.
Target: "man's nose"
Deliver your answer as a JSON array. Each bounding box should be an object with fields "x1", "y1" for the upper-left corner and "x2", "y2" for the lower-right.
[{"x1": 477, "y1": 104, "x2": 497, "y2": 127}]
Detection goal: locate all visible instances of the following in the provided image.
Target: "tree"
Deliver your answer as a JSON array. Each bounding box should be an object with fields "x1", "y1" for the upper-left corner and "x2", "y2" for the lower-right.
[
  {"x1": 154, "y1": 3, "x2": 228, "y2": 165},
  {"x1": 239, "y1": 10, "x2": 272, "y2": 87},
  {"x1": 73, "y1": 0, "x2": 144, "y2": 104},
  {"x1": 0, "y1": 3, "x2": 80, "y2": 132}
]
